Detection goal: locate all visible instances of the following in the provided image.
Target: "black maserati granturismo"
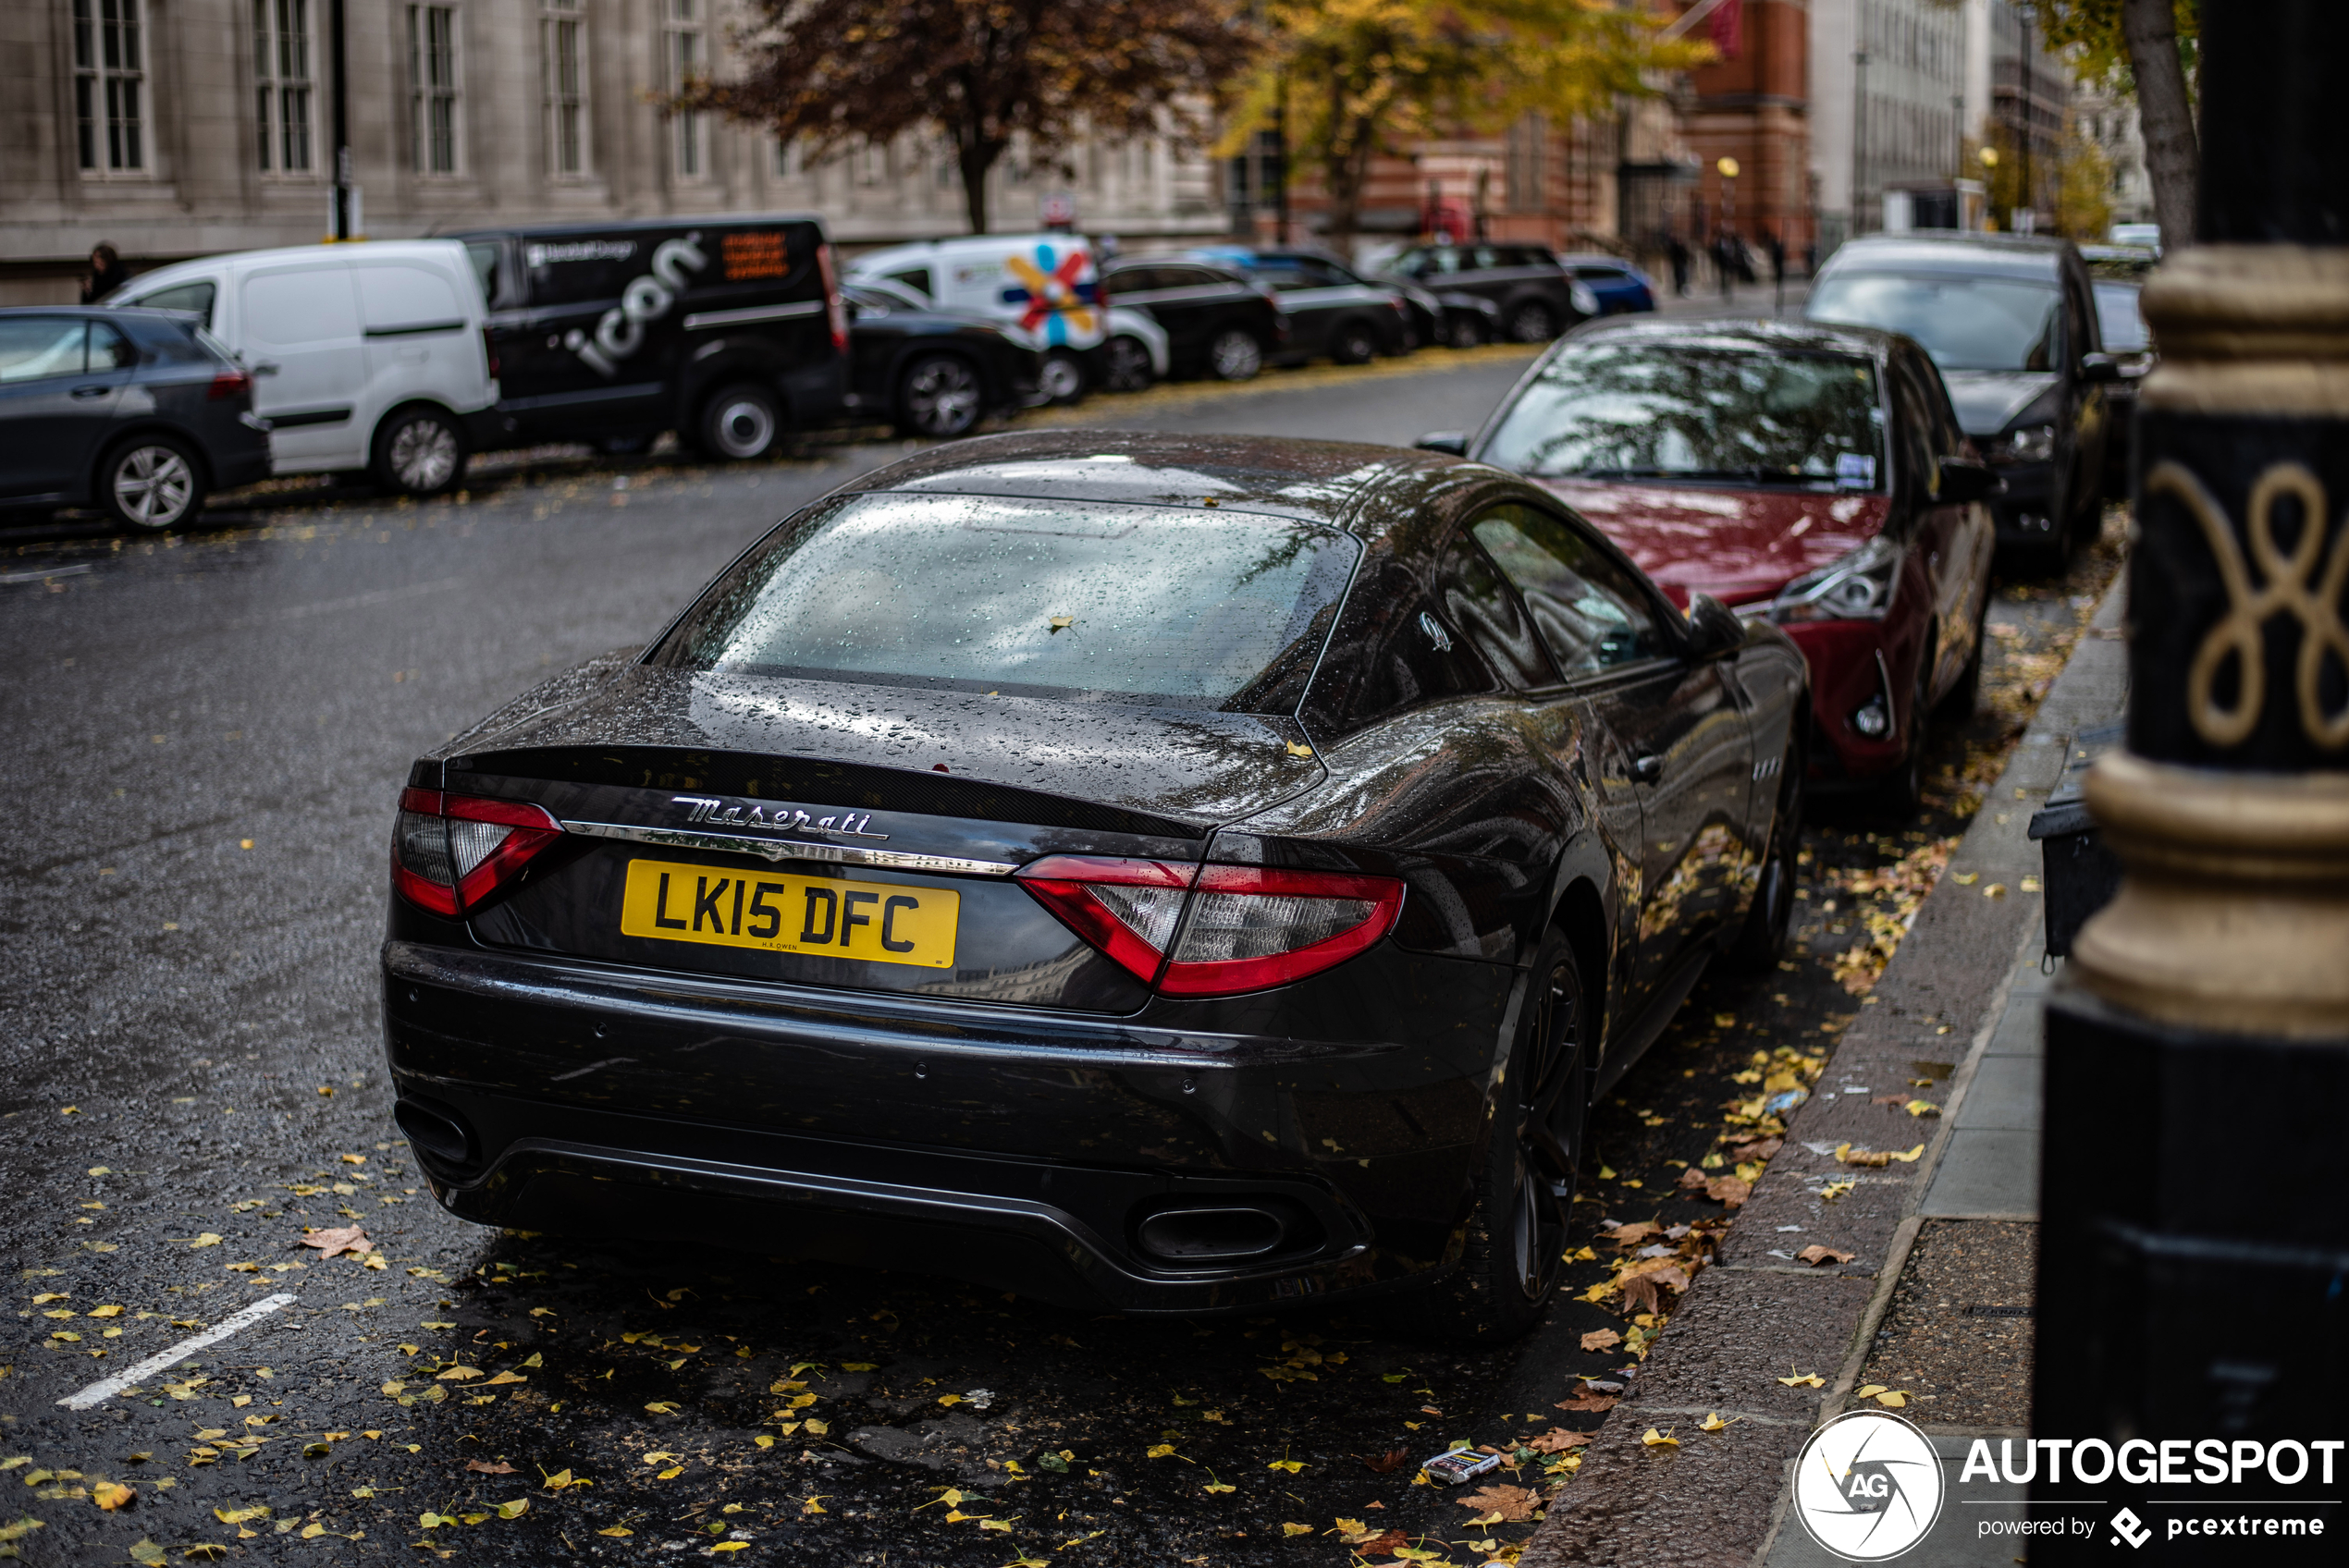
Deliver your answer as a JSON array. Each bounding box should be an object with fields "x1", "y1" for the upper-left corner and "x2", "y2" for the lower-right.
[{"x1": 381, "y1": 431, "x2": 1808, "y2": 1339}]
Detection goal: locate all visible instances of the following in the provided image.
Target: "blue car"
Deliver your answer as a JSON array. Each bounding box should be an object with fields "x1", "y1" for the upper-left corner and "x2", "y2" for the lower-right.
[{"x1": 1556, "y1": 254, "x2": 1657, "y2": 315}]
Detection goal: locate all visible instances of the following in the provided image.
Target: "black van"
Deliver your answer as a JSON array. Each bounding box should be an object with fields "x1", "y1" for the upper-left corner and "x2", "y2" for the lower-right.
[{"x1": 452, "y1": 215, "x2": 847, "y2": 460}]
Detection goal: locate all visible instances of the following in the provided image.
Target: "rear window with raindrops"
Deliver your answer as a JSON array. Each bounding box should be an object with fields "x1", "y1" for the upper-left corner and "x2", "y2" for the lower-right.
[{"x1": 653, "y1": 491, "x2": 1359, "y2": 711}]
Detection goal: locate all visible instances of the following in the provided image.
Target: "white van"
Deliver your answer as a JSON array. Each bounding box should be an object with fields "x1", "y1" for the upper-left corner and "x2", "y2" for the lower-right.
[
  {"x1": 112, "y1": 240, "x2": 495, "y2": 496},
  {"x1": 846, "y1": 235, "x2": 1166, "y2": 400}
]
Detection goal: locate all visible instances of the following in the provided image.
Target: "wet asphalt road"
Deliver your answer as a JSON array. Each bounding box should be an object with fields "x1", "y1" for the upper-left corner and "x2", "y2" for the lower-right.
[{"x1": 0, "y1": 349, "x2": 2115, "y2": 1566}]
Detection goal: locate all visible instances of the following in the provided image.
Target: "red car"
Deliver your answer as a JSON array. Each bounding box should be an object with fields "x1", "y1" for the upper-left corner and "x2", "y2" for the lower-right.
[{"x1": 1428, "y1": 319, "x2": 1999, "y2": 810}]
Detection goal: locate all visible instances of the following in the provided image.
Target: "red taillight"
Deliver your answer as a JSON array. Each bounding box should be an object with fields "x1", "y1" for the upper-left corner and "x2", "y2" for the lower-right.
[
  {"x1": 818, "y1": 242, "x2": 849, "y2": 356},
  {"x1": 1015, "y1": 855, "x2": 1403, "y2": 998},
  {"x1": 392, "y1": 787, "x2": 561, "y2": 917},
  {"x1": 481, "y1": 325, "x2": 499, "y2": 379},
  {"x1": 206, "y1": 370, "x2": 251, "y2": 400}
]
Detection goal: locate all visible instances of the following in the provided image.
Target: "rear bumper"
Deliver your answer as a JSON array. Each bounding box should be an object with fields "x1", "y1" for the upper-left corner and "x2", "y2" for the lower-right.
[{"x1": 381, "y1": 938, "x2": 1500, "y2": 1312}]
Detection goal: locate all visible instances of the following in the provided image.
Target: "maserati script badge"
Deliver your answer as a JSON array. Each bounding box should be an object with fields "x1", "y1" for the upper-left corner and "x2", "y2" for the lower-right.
[{"x1": 672, "y1": 796, "x2": 888, "y2": 840}]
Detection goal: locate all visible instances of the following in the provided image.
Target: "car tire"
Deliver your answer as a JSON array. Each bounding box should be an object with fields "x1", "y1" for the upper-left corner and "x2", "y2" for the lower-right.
[
  {"x1": 1505, "y1": 300, "x2": 1557, "y2": 343},
  {"x1": 698, "y1": 383, "x2": 782, "y2": 461},
  {"x1": 1330, "y1": 319, "x2": 1380, "y2": 366},
  {"x1": 1445, "y1": 313, "x2": 1490, "y2": 349},
  {"x1": 1208, "y1": 328, "x2": 1264, "y2": 382},
  {"x1": 1036, "y1": 350, "x2": 1088, "y2": 406},
  {"x1": 99, "y1": 435, "x2": 205, "y2": 532},
  {"x1": 1099, "y1": 336, "x2": 1154, "y2": 394},
  {"x1": 1936, "y1": 603, "x2": 1988, "y2": 721},
  {"x1": 372, "y1": 405, "x2": 467, "y2": 497},
  {"x1": 1727, "y1": 738, "x2": 1804, "y2": 974},
  {"x1": 1404, "y1": 928, "x2": 1586, "y2": 1343},
  {"x1": 894, "y1": 353, "x2": 984, "y2": 439}
]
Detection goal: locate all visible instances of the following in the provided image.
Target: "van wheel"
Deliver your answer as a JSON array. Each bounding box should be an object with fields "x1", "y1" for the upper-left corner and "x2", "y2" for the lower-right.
[
  {"x1": 1100, "y1": 336, "x2": 1154, "y2": 393},
  {"x1": 374, "y1": 407, "x2": 466, "y2": 496},
  {"x1": 1402, "y1": 928, "x2": 1586, "y2": 1342},
  {"x1": 1039, "y1": 350, "x2": 1088, "y2": 405},
  {"x1": 101, "y1": 435, "x2": 205, "y2": 531},
  {"x1": 1330, "y1": 319, "x2": 1380, "y2": 365},
  {"x1": 1209, "y1": 329, "x2": 1263, "y2": 381},
  {"x1": 699, "y1": 384, "x2": 781, "y2": 460},
  {"x1": 1445, "y1": 313, "x2": 1490, "y2": 349},
  {"x1": 896, "y1": 354, "x2": 983, "y2": 439}
]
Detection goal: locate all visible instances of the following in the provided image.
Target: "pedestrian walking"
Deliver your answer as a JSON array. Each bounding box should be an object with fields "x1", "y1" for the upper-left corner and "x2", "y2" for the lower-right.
[
  {"x1": 1666, "y1": 235, "x2": 1691, "y2": 298},
  {"x1": 1714, "y1": 234, "x2": 1736, "y2": 300},
  {"x1": 81, "y1": 242, "x2": 129, "y2": 303},
  {"x1": 1766, "y1": 230, "x2": 1786, "y2": 312}
]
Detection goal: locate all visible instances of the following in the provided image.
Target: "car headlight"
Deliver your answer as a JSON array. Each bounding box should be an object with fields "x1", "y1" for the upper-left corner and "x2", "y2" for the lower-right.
[
  {"x1": 1992, "y1": 423, "x2": 2056, "y2": 464},
  {"x1": 1768, "y1": 534, "x2": 1903, "y2": 623}
]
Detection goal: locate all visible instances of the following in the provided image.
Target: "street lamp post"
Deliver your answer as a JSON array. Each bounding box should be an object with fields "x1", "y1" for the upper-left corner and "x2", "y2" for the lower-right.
[{"x1": 2032, "y1": 2, "x2": 2349, "y2": 1554}]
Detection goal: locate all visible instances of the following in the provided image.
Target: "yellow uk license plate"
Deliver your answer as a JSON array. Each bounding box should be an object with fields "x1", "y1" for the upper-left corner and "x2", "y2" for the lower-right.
[{"x1": 618, "y1": 858, "x2": 958, "y2": 969}]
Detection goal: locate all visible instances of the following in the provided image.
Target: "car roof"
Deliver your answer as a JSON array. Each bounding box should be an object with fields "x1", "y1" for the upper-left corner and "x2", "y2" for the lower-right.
[
  {"x1": 836, "y1": 429, "x2": 1465, "y2": 533},
  {"x1": 1566, "y1": 313, "x2": 1903, "y2": 362},
  {"x1": 1819, "y1": 231, "x2": 2072, "y2": 280}
]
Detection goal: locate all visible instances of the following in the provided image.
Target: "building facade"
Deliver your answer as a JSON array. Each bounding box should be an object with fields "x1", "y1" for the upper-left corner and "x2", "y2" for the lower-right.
[
  {"x1": 1680, "y1": 0, "x2": 1814, "y2": 258},
  {"x1": 0, "y1": 0, "x2": 1227, "y2": 302},
  {"x1": 2073, "y1": 81, "x2": 2151, "y2": 228}
]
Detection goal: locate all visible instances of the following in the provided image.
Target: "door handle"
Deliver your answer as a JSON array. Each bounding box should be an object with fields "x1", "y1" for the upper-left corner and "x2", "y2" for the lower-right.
[
  {"x1": 249, "y1": 361, "x2": 282, "y2": 376},
  {"x1": 1630, "y1": 753, "x2": 1665, "y2": 786},
  {"x1": 70, "y1": 385, "x2": 111, "y2": 399}
]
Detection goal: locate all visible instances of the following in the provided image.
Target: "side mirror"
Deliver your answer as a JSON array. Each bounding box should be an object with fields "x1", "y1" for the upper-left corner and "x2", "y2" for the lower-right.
[
  {"x1": 2081, "y1": 351, "x2": 2122, "y2": 384},
  {"x1": 1685, "y1": 593, "x2": 1746, "y2": 658},
  {"x1": 1415, "y1": 431, "x2": 1469, "y2": 456},
  {"x1": 1936, "y1": 456, "x2": 2006, "y2": 504}
]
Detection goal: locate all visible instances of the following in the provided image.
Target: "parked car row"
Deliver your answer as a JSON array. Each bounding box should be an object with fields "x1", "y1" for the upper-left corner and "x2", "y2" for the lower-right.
[{"x1": 0, "y1": 215, "x2": 1656, "y2": 531}]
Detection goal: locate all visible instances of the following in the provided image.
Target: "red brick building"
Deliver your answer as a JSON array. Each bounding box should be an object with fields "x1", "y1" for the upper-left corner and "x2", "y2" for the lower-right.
[{"x1": 1679, "y1": 0, "x2": 1814, "y2": 256}]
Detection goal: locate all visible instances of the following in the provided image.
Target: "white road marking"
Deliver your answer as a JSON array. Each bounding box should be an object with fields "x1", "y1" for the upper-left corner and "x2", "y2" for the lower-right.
[{"x1": 55, "y1": 1292, "x2": 299, "y2": 1410}]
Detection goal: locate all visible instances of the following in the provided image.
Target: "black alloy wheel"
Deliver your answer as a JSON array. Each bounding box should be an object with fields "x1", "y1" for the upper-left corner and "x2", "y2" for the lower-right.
[
  {"x1": 699, "y1": 384, "x2": 782, "y2": 461},
  {"x1": 1409, "y1": 929, "x2": 1586, "y2": 1341},
  {"x1": 1099, "y1": 336, "x2": 1154, "y2": 393},
  {"x1": 1330, "y1": 319, "x2": 1380, "y2": 365},
  {"x1": 1728, "y1": 739, "x2": 1805, "y2": 974},
  {"x1": 1445, "y1": 313, "x2": 1489, "y2": 349},
  {"x1": 100, "y1": 435, "x2": 204, "y2": 531},
  {"x1": 1208, "y1": 328, "x2": 1264, "y2": 382},
  {"x1": 1505, "y1": 300, "x2": 1557, "y2": 344},
  {"x1": 373, "y1": 406, "x2": 467, "y2": 496},
  {"x1": 896, "y1": 353, "x2": 983, "y2": 438}
]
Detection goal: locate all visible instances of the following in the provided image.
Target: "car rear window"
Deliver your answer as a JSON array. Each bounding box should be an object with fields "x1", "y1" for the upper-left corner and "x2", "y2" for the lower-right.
[
  {"x1": 655, "y1": 492, "x2": 1359, "y2": 711},
  {"x1": 1809, "y1": 271, "x2": 2063, "y2": 373},
  {"x1": 133, "y1": 279, "x2": 217, "y2": 326},
  {"x1": 1481, "y1": 343, "x2": 1887, "y2": 488}
]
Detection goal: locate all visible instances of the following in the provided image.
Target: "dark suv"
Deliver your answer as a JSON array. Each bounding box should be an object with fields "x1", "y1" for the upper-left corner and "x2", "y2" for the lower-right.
[
  {"x1": 1806, "y1": 233, "x2": 2120, "y2": 566},
  {"x1": 1098, "y1": 258, "x2": 1288, "y2": 380},
  {"x1": 0, "y1": 306, "x2": 270, "y2": 531},
  {"x1": 453, "y1": 216, "x2": 848, "y2": 462},
  {"x1": 1382, "y1": 243, "x2": 1596, "y2": 342}
]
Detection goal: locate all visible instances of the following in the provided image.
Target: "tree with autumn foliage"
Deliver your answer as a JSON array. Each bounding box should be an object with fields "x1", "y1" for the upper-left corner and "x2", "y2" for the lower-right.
[
  {"x1": 676, "y1": 0, "x2": 1258, "y2": 234},
  {"x1": 2036, "y1": 0, "x2": 2199, "y2": 245},
  {"x1": 1222, "y1": 0, "x2": 1713, "y2": 250}
]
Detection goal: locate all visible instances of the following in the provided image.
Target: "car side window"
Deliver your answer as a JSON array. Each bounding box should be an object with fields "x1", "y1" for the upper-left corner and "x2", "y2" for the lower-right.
[
  {"x1": 0, "y1": 318, "x2": 89, "y2": 382},
  {"x1": 1438, "y1": 535, "x2": 1559, "y2": 689},
  {"x1": 136, "y1": 280, "x2": 217, "y2": 328},
  {"x1": 1470, "y1": 505, "x2": 1668, "y2": 678},
  {"x1": 1913, "y1": 355, "x2": 1969, "y2": 458},
  {"x1": 88, "y1": 321, "x2": 135, "y2": 370},
  {"x1": 1887, "y1": 361, "x2": 1937, "y2": 517},
  {"x1": 1308, "y1": 554, "x2": 1499, "y2": 734}
]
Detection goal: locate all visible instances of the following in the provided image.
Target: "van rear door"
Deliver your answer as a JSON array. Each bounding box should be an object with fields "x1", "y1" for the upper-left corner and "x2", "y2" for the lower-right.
[
  {"x1": 240, "y1": 261, "x2": 366, "y2": 472},
  {"x1": 356, "y1": 254, "x2": 486, "y2": 427}
]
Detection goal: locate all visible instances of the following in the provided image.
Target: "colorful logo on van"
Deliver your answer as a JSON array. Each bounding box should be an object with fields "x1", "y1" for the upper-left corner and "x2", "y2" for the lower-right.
[
  {"x1": 1002, "y1": 244, "x2": 1100, "y2": 345},
  {"x1": 564, "y1": 232, "x2": 707, "y2": 378}
]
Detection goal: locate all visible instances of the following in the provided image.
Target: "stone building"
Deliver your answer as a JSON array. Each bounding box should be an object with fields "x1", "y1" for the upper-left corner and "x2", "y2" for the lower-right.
[
  {"x1": 1679, "y1": 0, "x2": 1814, "y2": 259},
  {"x1": 0, "y1": 0, "x2": 1228, "y2": 303}
]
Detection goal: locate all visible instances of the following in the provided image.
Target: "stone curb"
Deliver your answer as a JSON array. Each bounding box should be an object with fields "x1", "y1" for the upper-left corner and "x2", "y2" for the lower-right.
[{"x1": 1518, "y1": 576, "x2": 2131, "y2": 1568}]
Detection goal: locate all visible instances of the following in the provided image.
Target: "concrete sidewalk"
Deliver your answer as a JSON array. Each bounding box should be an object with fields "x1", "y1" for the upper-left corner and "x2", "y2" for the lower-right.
[{"x1": 1520, "y1": 573, "x2": 2129, "y2": 1568}]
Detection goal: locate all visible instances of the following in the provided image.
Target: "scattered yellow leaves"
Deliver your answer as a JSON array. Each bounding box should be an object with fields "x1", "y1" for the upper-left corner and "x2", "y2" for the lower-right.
[
  {"x1": 1855, "y1": 1385, "x2": 1910, "y2": 1408},
  {"x1": 1641, "y1": 1428, "x2": 1679, "y2": 1449},
  {"x1": 1834, "y1": 1143, "x2": 1924, "y2": 1167},
  {"x1": 1777, "y1": 1370, "x2": 1826, "y2": 1389},
  {"x1": 189, "y1": 1233, "x2": 223, "y2": 1248},
  {"x1": 93, "y1": 1481, "x2": 135, "y2": 1510},
  {"x1": 1700, "y1": 1413, "x2": 1737, "y2": 1433},
  {"x1": 1579, "y1": 1329, "x2": 1621, "y2": 1353},
  {"x1": 1281, "y1": 1522, "x2": 1314, "y2": 1537}
]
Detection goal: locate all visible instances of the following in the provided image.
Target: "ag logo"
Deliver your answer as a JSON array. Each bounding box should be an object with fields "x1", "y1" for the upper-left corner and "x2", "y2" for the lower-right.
[{"x1": 1793, "y1": 1409, "x2": 1946, "y2": 1561}]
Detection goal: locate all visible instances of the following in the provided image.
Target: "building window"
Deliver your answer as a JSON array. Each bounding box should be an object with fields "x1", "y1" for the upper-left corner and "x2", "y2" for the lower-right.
[
  {"x1": 253, "y1": 0, "x2": 314, "y2": 173},
  {"x1": 667, "y1": 0, "x2": 703, "y2": 178},
  {"x1": 73, "y1": 0, "x2": 146, "y2": 173},
  {"x1": 541, "y1": 0, "x2": 588, "y2": 176},
  {"x1": 409, "y1": 5, "x2": 459, "y2": 174}
]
